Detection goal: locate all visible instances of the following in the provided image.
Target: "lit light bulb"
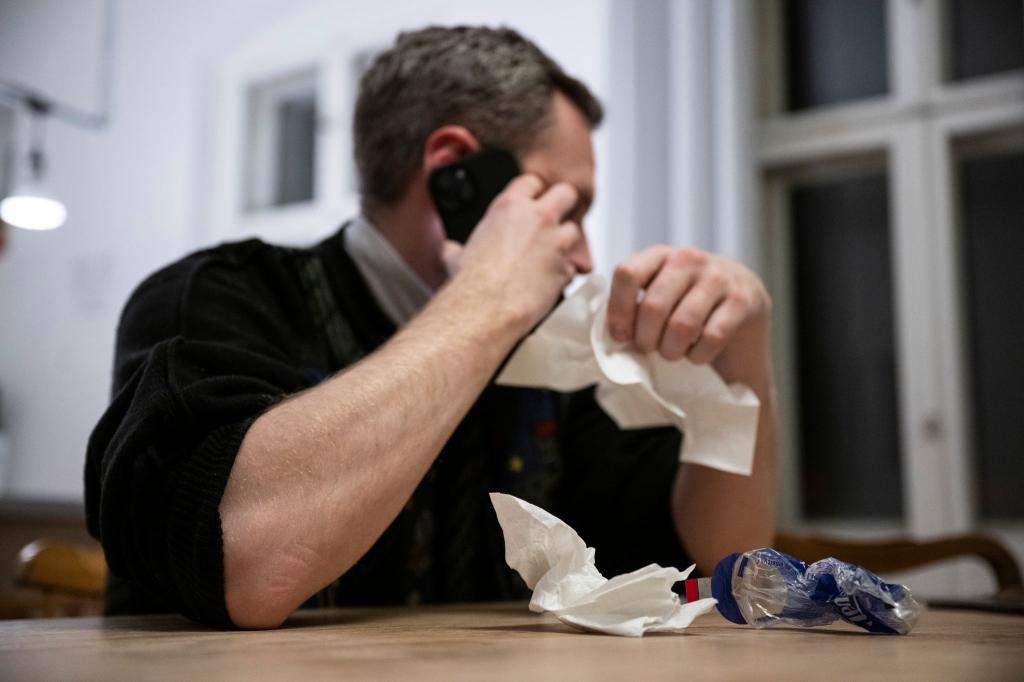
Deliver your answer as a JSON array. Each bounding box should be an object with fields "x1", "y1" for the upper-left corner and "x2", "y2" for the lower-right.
[{"x1": 0, "y1": 182, "x2": 67, "y2": 231}]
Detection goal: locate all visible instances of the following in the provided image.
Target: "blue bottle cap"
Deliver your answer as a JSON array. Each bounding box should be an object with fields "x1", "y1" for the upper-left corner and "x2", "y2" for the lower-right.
[{"x1": 711, "y1": 552, "x2": 747, "y2": 624}]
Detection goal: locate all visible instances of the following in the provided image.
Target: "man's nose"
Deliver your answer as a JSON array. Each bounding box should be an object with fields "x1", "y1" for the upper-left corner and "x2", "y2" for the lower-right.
[{"x1": 570, "y1": 230, "x2": 593, "y2": 274}]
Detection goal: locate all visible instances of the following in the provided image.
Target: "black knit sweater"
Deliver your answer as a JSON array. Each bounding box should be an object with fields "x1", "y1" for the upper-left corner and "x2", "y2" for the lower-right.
[{"x1": 84, "y1": 227, "x2": 689, "y2": 627}]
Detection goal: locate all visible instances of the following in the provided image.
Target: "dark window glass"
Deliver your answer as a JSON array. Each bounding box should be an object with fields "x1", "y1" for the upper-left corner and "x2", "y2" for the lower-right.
[
  {"x1": 244, "y1": 69, "x2": 317, "y2": 212},
  {"x1": 275, "y1": 93, "x2": 316, "y2": 205},
  {"x1": 959, "y1": 148, "x2": 1024, "y2": 519},
  {"x1": 790, "y1": 172, "x2": 903, "y2": 519},
  {"x1": 949, "y1": 0, "x2": 1024, "y2": 81},
  {"x1": 0, "y1": 106, "x2": 14, "y2": 197},
  {"x1": 785, "y1": 0, "x2": 889, "y2": 110}
]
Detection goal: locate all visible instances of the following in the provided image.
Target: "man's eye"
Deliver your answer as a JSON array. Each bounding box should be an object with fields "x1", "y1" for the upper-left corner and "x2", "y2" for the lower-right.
[{"x1": 574, "y1": 204, "x2": 591, "y2": 223}]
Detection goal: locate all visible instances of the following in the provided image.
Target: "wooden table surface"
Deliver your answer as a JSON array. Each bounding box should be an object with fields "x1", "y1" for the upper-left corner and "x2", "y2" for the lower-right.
[{"x1": 1, "y1": 602, "x2": 1021, "y2": 681}]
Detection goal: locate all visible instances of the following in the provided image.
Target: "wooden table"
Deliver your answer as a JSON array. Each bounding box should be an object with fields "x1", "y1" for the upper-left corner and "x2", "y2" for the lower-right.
[{"x1": 1, "y1": 602, "x2": 1021, "y2": 681}]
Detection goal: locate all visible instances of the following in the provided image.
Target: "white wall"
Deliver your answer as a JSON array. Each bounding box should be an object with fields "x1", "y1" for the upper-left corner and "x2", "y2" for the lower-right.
[{"x1": 0, "y1": 0, "x2": 614, "y2": 501}]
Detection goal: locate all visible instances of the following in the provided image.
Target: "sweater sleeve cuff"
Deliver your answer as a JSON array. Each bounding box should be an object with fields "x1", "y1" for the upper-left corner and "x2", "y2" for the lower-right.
[{"x1": 164, "y1": 417, "x2": 256, "y2": 628}]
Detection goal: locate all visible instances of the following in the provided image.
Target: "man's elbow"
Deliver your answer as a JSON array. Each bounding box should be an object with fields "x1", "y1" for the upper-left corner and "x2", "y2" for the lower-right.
[
  {"x1": 223, "y1": 557, "x2": 310, "y2": 629},
  {"x1": 225, "y1": 586, "x2": 292, "y2": 630},
  {"x1": 222, "y1": 538, "x2": 335, "y2": 629}
]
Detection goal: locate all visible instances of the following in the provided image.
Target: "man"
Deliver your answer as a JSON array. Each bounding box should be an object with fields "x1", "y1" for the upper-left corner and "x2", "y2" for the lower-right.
[{"x1": 86, "y1": 26, "x2": 776, "y2": 629}]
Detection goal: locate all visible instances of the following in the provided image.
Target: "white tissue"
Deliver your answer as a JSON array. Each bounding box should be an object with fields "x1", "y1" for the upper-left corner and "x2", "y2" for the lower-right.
[
  {"x1": 490, "y1": 492, "x2": 717, "y2": 636},
  {"x1": 496, "y1": 275, "x2": 760, "y2": 475}
]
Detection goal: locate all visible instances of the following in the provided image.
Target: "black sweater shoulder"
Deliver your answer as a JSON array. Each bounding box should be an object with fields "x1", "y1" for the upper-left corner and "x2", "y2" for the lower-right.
[
  {"x1": 85, "y1": 237, "x2": 320, "y2": 627},
  {"x1": 113, "y1": 239, "x2": 304, "y2": 376}
]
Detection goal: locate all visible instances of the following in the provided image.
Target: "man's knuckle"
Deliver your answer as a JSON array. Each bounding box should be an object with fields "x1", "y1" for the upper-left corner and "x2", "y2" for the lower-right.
[
  {"x1": 558, "y1": 224, "x2": 581, "y2": 252},
  {"x1": 534, "y1": 204, "x2": 558, "y2": 225},
  {"x1": 702, "y1": 327, "x2": 726, "y2": 348},
  {"x1": 669, "y1": 248, "x2": 693, "y2": 267},
  {"x1": 704, "y1": 266, "x2": 727, "y2": 287},
  {"x1": 613, "y1": 262, "x2": 638, "y2": 287},
  {"x1": 491, "y1": 194, "x2": 515, "y2": 213},
  {"x1": 678, "y1": 247, "x2": 707, "y2": 266},
  {"x1": 635, "y1": 335, "x2": 656, "y2": 352},
  {"x1": 654, "y1": 244, "x2": 675, "y2": 258},
  {"x1": 558, "y1": 182, "x2": 580, "y2": 202},
  {"x1": 639, "y1": 296, "x2": 667, "y2": 319},
  {"x1": 728, "y1": 289, "x2": 752, "y2": 308},
  {"x1": 669, "y1": 316, "x2": 696, "y2": 338},
  {"x1": 667, "y1": 250, "x2": 689, "y2": 269},
  {"x1": 659, "y1": 342, "x2": 685, "y2": 361}
]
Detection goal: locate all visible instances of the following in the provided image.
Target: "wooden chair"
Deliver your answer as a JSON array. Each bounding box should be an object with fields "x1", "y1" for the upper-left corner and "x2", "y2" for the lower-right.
[
  {"x1": 774, "y1": 530, "x2": 1024, "y2": 607},
  {"x1": 14, "y1": 539, "x2": 108, "y2": 617},
  {"x1": 774, "y1": 531, "x2": 1022, "y2": 591}
]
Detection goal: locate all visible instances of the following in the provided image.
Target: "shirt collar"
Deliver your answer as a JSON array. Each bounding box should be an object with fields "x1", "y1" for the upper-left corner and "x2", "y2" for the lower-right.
[{"x1": 343, "y1": 214, "x2": 434, "y2": 326}]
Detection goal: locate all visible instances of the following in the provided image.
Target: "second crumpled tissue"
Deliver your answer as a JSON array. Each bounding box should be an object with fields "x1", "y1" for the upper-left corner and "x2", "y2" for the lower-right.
[
  {"x1": 496, "y1": 275, "x2": 760, "y2": 475},
  {"x1": 491, "y1": 492, "x2": 717, "y2": 636}
]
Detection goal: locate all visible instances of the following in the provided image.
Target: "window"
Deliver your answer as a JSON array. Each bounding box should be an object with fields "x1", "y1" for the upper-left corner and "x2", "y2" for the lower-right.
[
  {"x1": 757, "y1": 0, "x2": 1024, "y2": 592},
  {"x1": 0, "y1": 105, "x2": 14, "y2": 197},
  {"x1": 946, "y1": 0, "x2": 1024, "y2": 81},
  {"x1": 243, "y1": 68, "x2": 319, "y2": 212},
  {"x1": 956, "y1": 136, "x2": 1024, "y2": 520},
  {"x1": 784, "y1": 0, "x2": 889, "y2": 110},
  {"x1": 788, "y1": 167, "x2": 902, "y2": 519},
  {"x1": 206, "y1": 7, "x2": 439, "y2": 247}
]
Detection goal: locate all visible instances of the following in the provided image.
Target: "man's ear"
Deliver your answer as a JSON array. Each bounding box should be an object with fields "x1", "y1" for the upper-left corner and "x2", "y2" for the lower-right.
[{"x1": 422, "y1": 126, "x2": 481, "y2": 173}]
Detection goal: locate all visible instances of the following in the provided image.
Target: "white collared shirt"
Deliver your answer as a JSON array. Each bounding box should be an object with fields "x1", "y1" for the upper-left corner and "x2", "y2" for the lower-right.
[{"x1": 344, "y1": 215, "x2": 434, "y2": 326}]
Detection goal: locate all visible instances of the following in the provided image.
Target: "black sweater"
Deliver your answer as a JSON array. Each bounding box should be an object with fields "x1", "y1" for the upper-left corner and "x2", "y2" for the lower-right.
[{"x1": 84, "y1": 227, "x2": 689, "y2": 627}]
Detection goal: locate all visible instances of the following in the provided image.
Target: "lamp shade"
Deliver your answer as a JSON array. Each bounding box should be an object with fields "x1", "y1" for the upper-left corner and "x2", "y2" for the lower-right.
[{"x1": 0, "y1": 182, "x2": 66, "y2": 231}]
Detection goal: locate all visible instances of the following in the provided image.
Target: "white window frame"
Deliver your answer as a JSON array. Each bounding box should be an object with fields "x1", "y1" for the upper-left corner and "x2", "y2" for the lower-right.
[
  {"x1": 754, "y1": 0, "x2": 1024, "y2": 594},
  {"x1": 242, "y1": 66, "x2": 319, "y2": 213},
  {"x1": 206, "y1": 6, "x2": 438, "y2": 247}
]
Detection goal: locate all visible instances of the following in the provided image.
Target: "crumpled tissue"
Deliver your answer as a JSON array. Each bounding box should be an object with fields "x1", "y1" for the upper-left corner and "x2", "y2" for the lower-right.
[
  {"x1": 490, "y1": 492, "x2": 717, "y2": 636},
  {"x1": 496, "y1": 275, "x2": 760, "y2": 475}
]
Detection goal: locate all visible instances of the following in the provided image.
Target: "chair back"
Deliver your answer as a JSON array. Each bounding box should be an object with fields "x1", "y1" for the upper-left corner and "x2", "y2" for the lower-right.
[
  {"x1": 774, "y1": 531, "x2": 1023, "y2": 592},
  {"x1": 14, "y1": 538, "x2": 108, "y2": 616}
]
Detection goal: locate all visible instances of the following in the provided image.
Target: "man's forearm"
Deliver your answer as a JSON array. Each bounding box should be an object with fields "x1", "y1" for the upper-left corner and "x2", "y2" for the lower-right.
[
  {"x1": 671, "y1": 324, "x2": 778, "y2": 575},
  {"x1": 219, "y1": 171, "x2": 587, "y2": 628},
  {"x1": 220, "y1": 276, "x2": 527, "y2": 628}
]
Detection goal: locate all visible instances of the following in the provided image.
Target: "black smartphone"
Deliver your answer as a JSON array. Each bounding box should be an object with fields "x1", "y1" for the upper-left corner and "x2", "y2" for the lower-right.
[{"x1": 428, "y1": 146, "x2": 521, "y2": 244}]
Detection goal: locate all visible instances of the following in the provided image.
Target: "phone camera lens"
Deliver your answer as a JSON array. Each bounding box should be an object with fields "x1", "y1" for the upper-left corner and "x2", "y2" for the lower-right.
[{"x1": 454, "y1": 168, "x2": 475, "y2": 203}]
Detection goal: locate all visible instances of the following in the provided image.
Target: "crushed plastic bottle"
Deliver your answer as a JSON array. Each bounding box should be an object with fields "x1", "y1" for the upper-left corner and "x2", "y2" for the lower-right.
[{"x1": 709, "y1": 548, "x2": 922, "y2": 635}]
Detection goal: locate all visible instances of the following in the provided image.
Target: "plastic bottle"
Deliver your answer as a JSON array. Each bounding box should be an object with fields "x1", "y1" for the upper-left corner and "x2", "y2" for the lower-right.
[{"x1": 709, "y1": 548, "x2": 922, "y2": 635}]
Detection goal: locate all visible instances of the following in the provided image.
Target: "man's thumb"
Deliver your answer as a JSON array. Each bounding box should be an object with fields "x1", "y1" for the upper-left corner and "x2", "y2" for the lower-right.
[{"x1": 442, "y1": 239, "x2": 464, "y2": 278}]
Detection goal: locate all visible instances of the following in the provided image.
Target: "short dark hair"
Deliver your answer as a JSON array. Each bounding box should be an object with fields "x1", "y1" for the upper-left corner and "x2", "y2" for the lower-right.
[{"x1": 354, "y1": 25, "x2": 603, "y2": 208}]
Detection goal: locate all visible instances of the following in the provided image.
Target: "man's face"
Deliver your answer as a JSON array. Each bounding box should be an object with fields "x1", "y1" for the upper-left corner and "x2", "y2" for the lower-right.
[{"x1": 519, "y1": 91, "x2": 596, "y2": 272}]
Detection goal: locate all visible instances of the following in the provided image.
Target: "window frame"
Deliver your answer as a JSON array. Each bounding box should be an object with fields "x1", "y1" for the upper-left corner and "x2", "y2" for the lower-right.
[
  {"x1": 206, "y1": 7, "x2": 434, "y2": 246},
  {"x1": 242, "y1": 66, "x2": 320, "y2": 213}
]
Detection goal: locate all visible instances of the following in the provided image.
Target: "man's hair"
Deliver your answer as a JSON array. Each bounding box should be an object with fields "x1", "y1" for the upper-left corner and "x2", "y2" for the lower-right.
[{"x1": 354, "y1": 25, "x2": 603, "y2": 208}]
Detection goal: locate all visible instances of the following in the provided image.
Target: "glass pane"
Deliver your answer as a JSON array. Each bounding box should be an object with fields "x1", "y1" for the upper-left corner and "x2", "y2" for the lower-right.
[
  {"x1": 789, "y1": 171, "x2": 903, "y2": 519},
  {"x1": 959, "y1": 148, "x2": 1024, "y2": 519},
  {"x1": 948, "y1": 0, "x2": 1024, "y2": 81},
  {"x1": 274, "y1": 93, "x2": 316, "y2": 205},
  {"x1": 0, "y1": 106, "x2": 13, "y2": 197},
  {"x1": 244, "y1": 68, "x2": 318, "y2": 211},
  {"x1": 785, "y1": 0, "x2": 889, "y2": 111}
]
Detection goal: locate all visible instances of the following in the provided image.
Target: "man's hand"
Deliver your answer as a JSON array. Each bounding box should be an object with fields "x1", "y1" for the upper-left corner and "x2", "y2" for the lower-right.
[
  {"x1": 606, "y1": 245, "x2": 771, "y2": 375},
  {"x1": 448, "y1": 174, "x2": 589, "y2": 334},
  {"x1": 606, "y1": 246, "x2": 778, "y2": 575}
]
